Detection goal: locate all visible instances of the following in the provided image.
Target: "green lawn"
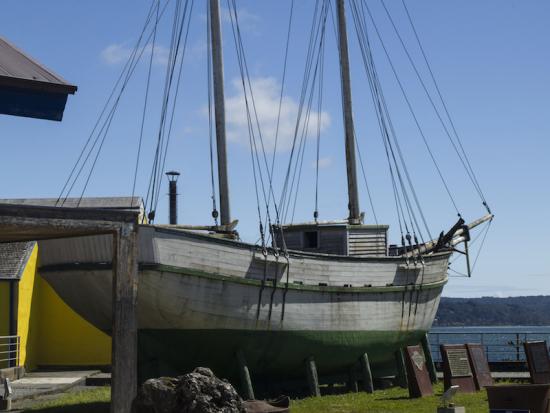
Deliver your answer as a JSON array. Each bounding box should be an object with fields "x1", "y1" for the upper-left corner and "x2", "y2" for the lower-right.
[
  {"x1": 21, "y1": 387, "x2": 110, "y2": 413},
  {"x1": 293, "y1": 383, "x2": 489, "y2": 413},
  {"x1": 21, "y1": 383, "x2": 489, "y2": 413}
]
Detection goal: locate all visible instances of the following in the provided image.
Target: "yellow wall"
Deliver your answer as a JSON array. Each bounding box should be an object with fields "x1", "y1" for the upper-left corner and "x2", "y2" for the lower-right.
[
  {"x1": 34, "y1": 276, "x2": 111, "y2": 366},
  {"x1": 15, "y1": 244, "x2": 111, "y2": 369},
  {"x1": 16, "y1": 246, "x2": 40, "y2": 369}
]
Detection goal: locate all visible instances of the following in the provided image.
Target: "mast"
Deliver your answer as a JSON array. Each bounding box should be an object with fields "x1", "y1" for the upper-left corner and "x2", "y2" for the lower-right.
[
  {"x1": 336, "y1": 0, "x2": 361, "y2": 224},
  {"x1": 209, "y1": 0, "x2": 231, "y2": 226}
]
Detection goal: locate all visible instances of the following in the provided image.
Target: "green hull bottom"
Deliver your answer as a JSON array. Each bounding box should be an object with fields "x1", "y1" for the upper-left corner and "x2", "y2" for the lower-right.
[{"x1": 138, "y1": 329, "x2": 425, "y2": 387}]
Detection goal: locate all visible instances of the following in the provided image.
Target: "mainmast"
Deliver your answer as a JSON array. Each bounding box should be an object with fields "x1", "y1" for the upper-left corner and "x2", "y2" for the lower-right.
[
  {"x1": 336, "y1": 0, "x2": 361, "y2": 225},
  {"x1": 209, "y1": 0, "x2": 231, "y2": 226}
]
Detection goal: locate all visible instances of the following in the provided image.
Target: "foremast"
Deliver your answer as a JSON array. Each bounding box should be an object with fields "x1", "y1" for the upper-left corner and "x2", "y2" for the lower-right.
[
  {"x1": 336, "y1": 0, "x2": 361, "y2": 225},
  {"x1": 209, "y1": 0, "x2": 231, "y2": 226}
]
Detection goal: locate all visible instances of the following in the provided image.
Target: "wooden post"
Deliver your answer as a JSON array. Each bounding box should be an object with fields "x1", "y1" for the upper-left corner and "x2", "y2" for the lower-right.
[
  {"x1": 111, "y1": 223, "x2": 139, "y2": 413},
  {"x1": 421, "y1": 334, "x2": 437, "y2": 384},
  {"x1": 336, "y1": 0, "x2": 361, "y2": 224},
  {"x1": 348, "y1": 366, "x2": 358, "y2": 393},
  {"x1": 394, "y1": 348, "x2": 408, "y2": 389},
  {"x1": 209, "y1": 0, "x2": 231, "y2": 226},
  {"x1": 305, "y1": 356, "x2": 321, "y2": 397},
  {"x1": 360, "y1": 353, "x2": 374, "y2": 393},
  {"x1": 237, "y1": 350, "x2": 255, "y2": 400}
]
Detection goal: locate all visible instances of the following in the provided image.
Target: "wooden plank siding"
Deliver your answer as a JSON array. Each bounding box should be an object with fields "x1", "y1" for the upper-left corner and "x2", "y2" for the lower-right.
[{"x1": 348, "y1": 227, "x2": 388, "y2": 257}]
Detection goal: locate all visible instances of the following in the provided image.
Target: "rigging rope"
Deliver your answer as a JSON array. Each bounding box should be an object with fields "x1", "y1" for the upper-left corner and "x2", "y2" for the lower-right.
[
  {"x1": 268, "y1": 0, "x2": 295, "y2": 225},
  {"x1": 133, "y1": 1, "x2": 160, "y2": 201},
  {"x1": 381, "y1": 0, "x2": 490, "y2": 213},
  {"x1": 350, "y1": 0, "x2": 431, "y2": 243},
  {"x1": 57, "y1": 0, "x2": 172, "y2": 207},
  {"x1": 360, "y1": 0, "x2": 460, "y2": 220},
  {"x1": 226, "y1": 0, "x2": 275, "y2": 241},
  {"x1": 144, "y1": 0, "x2": 194, "y2": 221},
  {"x1": 400, "y1": 0, "x2": 490, "y2": 212},
  {"x1": 279, "y1": 0, "x2": 330, "y2": 224}
]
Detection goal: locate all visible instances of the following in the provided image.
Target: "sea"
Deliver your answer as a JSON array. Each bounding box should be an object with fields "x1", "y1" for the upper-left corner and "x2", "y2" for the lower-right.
[{"x1": 428, "y1": 326, "x2": 550, "y2": 362}]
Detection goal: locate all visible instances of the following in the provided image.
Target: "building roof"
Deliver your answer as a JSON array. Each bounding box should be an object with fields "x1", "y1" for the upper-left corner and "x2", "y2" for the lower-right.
[
  {"x1": 0, "y1": 241, "x2": 35, "y2": 280},
  {"x1": 0, "y1": 197, "x2": 143, "y2": 211},
  {"x1": 0, "y1": 36, "x2": 77, "y2": 121},
  {"x1": 0, "y1": 37, "x2": 77, "y2": 95}
]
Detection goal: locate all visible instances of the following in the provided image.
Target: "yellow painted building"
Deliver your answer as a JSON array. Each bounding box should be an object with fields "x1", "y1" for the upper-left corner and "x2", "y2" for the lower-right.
[{"x1": 0, "y1": 241, "x2": 111, "y2": 371}]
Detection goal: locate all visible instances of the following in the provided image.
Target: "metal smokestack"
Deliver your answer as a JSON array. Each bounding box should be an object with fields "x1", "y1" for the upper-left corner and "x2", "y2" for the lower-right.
[{"x1": 166, "y1": 171, "x2": 180, "y2": 225}]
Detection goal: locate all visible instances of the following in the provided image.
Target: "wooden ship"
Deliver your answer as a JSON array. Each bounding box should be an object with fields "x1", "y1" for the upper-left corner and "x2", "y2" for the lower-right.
[{"x1": 33, "y1": 0, "x2": 492, "y2": 387}]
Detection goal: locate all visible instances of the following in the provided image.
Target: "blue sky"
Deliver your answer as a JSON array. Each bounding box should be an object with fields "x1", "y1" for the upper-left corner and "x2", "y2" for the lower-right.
[{"x1": 1, "y1": 1, "x2": 549, "y2": 298}]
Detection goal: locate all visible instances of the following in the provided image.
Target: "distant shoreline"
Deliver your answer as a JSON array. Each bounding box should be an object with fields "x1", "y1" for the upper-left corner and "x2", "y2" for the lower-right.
[{"x1": 434, "y1": 296, "x2": 550, "y2": 326}]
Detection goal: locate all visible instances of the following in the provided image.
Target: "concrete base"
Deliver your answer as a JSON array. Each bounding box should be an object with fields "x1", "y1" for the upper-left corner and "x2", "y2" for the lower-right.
[
  {"x1": 0, "y1": 398, "x2": 12, "y2": 411},
  {"x1": 437, "y1": 407, "x2": 465, "y2": 413},
  {"x1": 0, "y1": 367, "x2": 25, "y2": 382}
]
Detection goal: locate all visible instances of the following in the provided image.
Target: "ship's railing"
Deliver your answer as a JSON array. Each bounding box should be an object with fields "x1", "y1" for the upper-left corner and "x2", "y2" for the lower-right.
[
  {"x1": 428, "y1": 331, "x2": 550, "y2": 363},
  {"x1": 0, "y1": 336, "x2": 20, "y2": 369}
]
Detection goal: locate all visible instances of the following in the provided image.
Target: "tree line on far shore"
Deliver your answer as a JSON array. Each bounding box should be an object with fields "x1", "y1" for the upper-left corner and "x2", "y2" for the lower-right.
[{"x1": 434, "y1": 296, "x2": 550, "y2": 326}]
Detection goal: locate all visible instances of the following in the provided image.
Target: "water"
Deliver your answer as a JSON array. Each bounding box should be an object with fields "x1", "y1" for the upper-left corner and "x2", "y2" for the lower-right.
[{"x1": 428, "y1": 326, "x2": 550, "y2": 362}]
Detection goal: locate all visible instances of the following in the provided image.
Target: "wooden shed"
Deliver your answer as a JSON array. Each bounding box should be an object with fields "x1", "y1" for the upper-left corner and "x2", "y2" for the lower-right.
[{"x1": 274, "y1": 221, "x2": 389, "y2": 257}]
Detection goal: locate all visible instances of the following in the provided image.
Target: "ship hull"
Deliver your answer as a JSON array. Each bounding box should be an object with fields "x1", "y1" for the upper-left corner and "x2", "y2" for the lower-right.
[{"x1": 38, "y1": 225, "x2": 449, "y2": 383}]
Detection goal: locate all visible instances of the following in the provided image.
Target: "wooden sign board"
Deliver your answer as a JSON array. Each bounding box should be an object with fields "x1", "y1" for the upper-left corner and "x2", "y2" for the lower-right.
[
  {"x1": 466, "y1": 343, "x2": 493, "y2": 389},
  {"x1": 440, "y1": 344, "x2": 476, "y2": 393},
  {"x1": 404, "y1": 345, "x2": 433, "y2": 398},
  {"x1": 524, "y1": 341, "x2": 550, "y2": 384}
]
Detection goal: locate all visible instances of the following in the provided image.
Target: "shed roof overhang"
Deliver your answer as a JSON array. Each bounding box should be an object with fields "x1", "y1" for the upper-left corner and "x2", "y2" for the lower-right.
[
  {"x1": 0, "y1": 37, "x2": 77, "y2": 121},
  {"x1": 0, "y1": 203, "x2": 139, "y2": 243}
]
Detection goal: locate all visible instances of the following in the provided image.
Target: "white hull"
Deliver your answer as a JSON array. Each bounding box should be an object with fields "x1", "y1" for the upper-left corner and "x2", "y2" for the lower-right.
[
  {"x1": 39, "y1": 225, "x2": 449, "y2": 334},
  {"x1": 38, "y1": 225, "x2": 449, "y2": 379}
]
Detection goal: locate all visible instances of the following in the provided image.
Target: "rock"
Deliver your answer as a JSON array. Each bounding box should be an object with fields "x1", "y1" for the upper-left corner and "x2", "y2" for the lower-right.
[
  {"x1": 133, "y1": 367, "x2": 246, "y2": 413},
  {"x1": 132, "y1": 376, "x2": 180, "y2": 413}
]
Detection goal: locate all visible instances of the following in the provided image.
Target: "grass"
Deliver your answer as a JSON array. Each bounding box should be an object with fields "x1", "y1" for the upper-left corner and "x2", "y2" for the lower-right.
[
  {"x1": 21, "y1": 387, "x2": 110, "y2": 412},
  {"x1": 20, "y1": 383, "x2": 490, "y2": 413},
  {"x1": 293, "y1": 383, "x2": 489, "y2": 413}
]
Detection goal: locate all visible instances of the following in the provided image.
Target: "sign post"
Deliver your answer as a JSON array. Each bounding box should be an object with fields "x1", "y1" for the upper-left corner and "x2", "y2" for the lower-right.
[
  {"x1": 440, "y1": 344, "x2": 476, "y2": 393},
  {"x1": 466, "y1": 343, "x2": 493, "y2": 390},
  {"x1": 524, "y1": 341, "x2": 550, "y2": 384},
  {"x1": 404, "y1": 345, "x2": 433, "y2": 398}
]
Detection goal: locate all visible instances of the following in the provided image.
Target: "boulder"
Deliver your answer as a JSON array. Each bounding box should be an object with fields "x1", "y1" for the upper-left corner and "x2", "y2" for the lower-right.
[{"x1": 132, "y1": 367, "x2": 246, "y2": 413}]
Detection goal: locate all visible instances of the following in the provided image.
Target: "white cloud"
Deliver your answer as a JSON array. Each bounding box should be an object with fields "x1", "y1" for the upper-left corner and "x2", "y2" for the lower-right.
[
  {"x1": 312, "y1": 157, "x2": 333, "y2": 169},
  {"x1": 198, "y1": 8, "x2": 261, "y2": 34},
  {"x1": 100, "y1": 43, "x2": 169, "y2": 66},
  {"x1": 221, "y1": 7, "x2": 260, "y2": 32},
  {"x1": 225, "y1": 77, "x2": 331, "y2": 152}
]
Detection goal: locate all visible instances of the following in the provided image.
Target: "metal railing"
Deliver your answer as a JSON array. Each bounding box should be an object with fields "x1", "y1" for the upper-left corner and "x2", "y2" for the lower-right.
[
  {"x1": 0, "y1": 336, "x2": 20, "y2": 369},
  {"x1": 428, "y1": 331, "x2": 550, "y2": 363}
]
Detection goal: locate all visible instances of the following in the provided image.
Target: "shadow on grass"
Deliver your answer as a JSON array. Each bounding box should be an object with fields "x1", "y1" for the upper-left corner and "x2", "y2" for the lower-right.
[
  {"x1": 23, "y1": 402, "x2": 110, "y2": 413},
  {"x1": 377, "y1": 396, "x2": 411, "y2": 401}
]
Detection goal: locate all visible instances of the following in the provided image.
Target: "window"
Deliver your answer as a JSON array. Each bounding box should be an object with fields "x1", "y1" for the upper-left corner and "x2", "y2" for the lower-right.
[{"x1": 304, "y1": 231, "x2": 319, "y2": 249}]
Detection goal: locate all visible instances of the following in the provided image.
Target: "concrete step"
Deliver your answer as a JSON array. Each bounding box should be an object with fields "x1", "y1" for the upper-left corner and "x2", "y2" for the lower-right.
[{"x1": 86, "y1": 372, "x2": 111, "y2": 386}]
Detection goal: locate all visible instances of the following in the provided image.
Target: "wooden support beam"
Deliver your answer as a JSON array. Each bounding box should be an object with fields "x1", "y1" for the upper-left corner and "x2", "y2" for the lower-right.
[
  {"x1": 305, "y1": 356, "x2": 321, "y2": 397},
  {"x1": 421, "y1": 334, "x2": 438, "y2": 384},
  {"x1": 111, "y1": 223, "x2": 139, "y2": 413},
  {"x1": 237, "y1": 350, "x2": 255, "y2": 400},
  {"x1": 0, "y1": 203, "x2": 140, "y2": 412},
  {"x1": 360, "y1": 353, "x2": 374, "y2": 393},
  {"x1": 347, "y1": 366, "x2": 358, "y2": 393},
  {"x1": 394, "y1": 348, "x2": 408, "y2": 389}
]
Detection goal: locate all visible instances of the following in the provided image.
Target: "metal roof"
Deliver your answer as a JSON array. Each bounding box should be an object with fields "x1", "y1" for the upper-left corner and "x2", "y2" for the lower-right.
[
  {"x1": 0, "y1": 37, "x2": 77, "y2": 95},
  {"x1": 0, "y1": 197, "x2": 143, "y2": 210},
  {"x1": 0, "y1": 241, "x2": 35, "y2": 280}
]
